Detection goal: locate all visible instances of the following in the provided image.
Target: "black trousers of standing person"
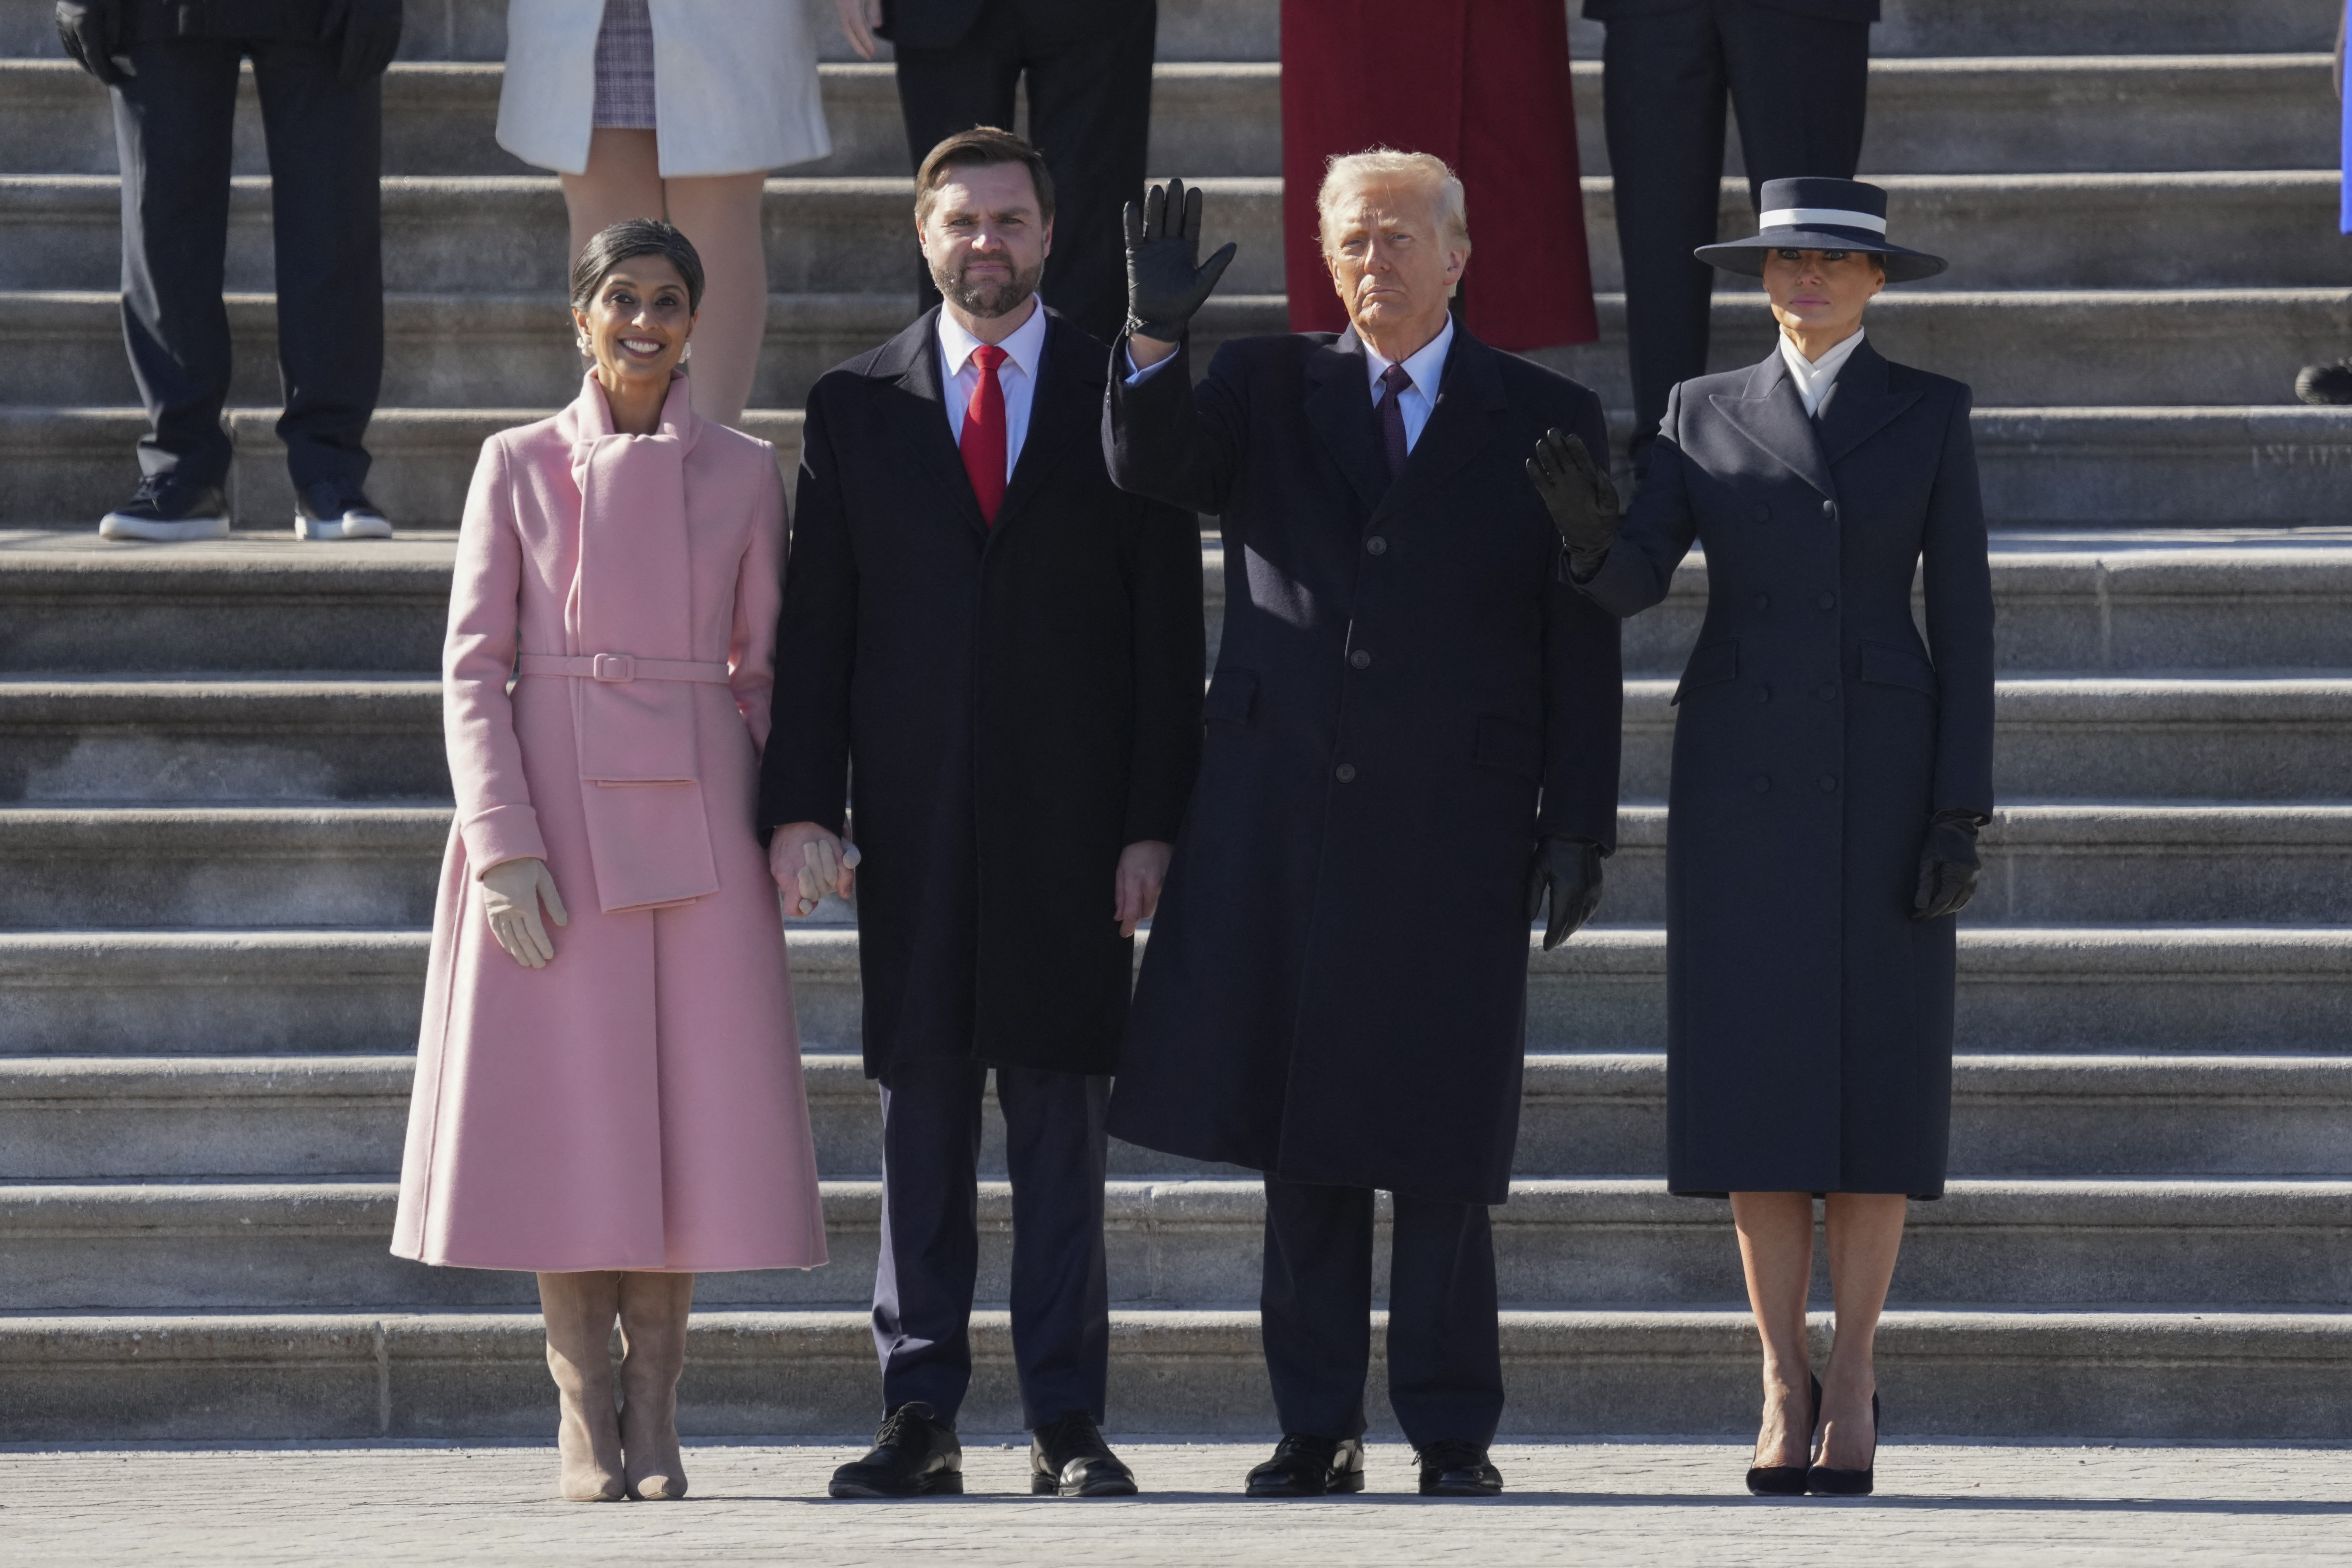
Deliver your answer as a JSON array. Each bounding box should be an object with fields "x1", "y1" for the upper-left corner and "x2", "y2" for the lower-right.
[
  {"x1": 890, "y1": 0, "x2": 1156, "y2": 343},
  {"x1": 111, "y1": 35, "x2": 383, "y2": 492},
  {"x1": 872, "y1": 1059, "x2": 1112, "y2": 1429},
  {"x1": 1600, "y1": 0, "x2": 1870, "y2": 470},
  {"x1": 1260, "y1": 1177, "x2": 1505, "y2": 1448}
]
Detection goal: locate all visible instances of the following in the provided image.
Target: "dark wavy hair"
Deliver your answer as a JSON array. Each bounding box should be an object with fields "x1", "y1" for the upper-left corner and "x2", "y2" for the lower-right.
[{"x1": 569, "y1": 218, "x2": 706, "y2": 316}]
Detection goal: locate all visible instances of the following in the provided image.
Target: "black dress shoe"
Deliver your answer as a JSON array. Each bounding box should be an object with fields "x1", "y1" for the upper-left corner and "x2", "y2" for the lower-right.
[
  {"x1": 1746, "y1": 1373, "x2": 1821, "y2": 1497},
  {"x1": 1029, "y1": 1411, "x2": 1137, "y2": 1497},
  {"x1": 1244, "y1": 1434, "x2": 1367, "y2": 1497},
  {"x1": 2298, "y1": 361, "x2": 2352, "y2": 405},
  {"x1": 1806, "y1": 1390, "x2": 1880, "y2": 1497},
  {"x1": 1415, "y1": 1439, "x2": 1503, "y2": 1496},
  {"x1": 828, "y1": 1401, "x2": 964, "y2": 1498}
]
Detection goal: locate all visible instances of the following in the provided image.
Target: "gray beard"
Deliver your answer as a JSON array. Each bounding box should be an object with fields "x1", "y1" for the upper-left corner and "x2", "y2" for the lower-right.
[{"x1": 933, "y1": 255, "x2": 1044, "y2": 320}]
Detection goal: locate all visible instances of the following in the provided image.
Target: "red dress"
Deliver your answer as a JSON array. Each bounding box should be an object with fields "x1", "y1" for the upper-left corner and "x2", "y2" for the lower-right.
[{"x1": 1280, "y1": 0, "x2": 1599, "y2": 350}]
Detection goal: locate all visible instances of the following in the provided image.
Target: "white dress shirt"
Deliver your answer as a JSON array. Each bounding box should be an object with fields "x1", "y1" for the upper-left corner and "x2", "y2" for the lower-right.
[
  {"x1": 938, "y1": 296, "x2": 1049, "y2": 481},
  {"x1": 1123, "y1": 313, "x2": 1457, "y2": 453},
  {"x1": 1779, "y1": 327, "x2": 1866, "y2": 418}
]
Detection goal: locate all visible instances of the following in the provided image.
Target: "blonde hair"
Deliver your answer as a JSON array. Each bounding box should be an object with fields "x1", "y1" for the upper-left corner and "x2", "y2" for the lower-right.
[{"x1": 1316, "y1": 148, "x2": 1471, "y2": 254}]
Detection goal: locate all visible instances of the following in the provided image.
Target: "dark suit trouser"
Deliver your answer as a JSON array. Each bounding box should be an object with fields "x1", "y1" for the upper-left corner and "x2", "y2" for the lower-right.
[
  {"x1": 1601, "y1": 1, "x2": 1869, "y2": 467},
  {"x1": 891, "y1": 0, "x2": 1156, "y2": 344},
  {"x1": 111, "y1": 36, "x2": 382, "y2": 492},
  {"x1": 873, "y1": 1059, "x2": 1111, "y2": 1429},
  {"x1": 1260, "y1": 1176, "x2": 1505, "y2": 1449}
]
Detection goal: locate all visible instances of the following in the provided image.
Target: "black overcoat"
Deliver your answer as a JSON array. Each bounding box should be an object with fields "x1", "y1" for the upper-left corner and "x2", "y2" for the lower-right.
[
  {"x1": 1580, "y1": 340, "x2": 1994, "y2": 1198},
  {"x1": 1102, "y1": 325, "x2": 1624, "y2": 1206},
  {"x1": 758, "y1": 307, "x2": 1204, "y2": 1078}
]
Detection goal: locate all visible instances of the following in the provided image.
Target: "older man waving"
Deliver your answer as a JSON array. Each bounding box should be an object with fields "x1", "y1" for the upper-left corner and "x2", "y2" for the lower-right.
[{"x1": 1105, "y1": 154, "x2": 1624, "y2": 1497}]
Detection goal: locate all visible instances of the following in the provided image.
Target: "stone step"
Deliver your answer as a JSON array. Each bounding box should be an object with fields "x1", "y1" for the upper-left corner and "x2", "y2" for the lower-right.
[
  {"x1": 11, "y1": 286, "x2": 2342, "y2": 414},
  {"x1": 5, "y1": 1304, "x2": 2346, "y2": 1442},
  {"x1": 8, "y1": 1051, "x2": 2348, "y2": 1184},
  {"x1": 5, "y1": 925, "x2": 2347, "y2": 1059},
  {"x1": 5, "y1": 1175, "x2": 2348, "y2": 1313},
  {"x1": 6, "y1": 56, "x2": 2333, "y2": 180},
  {"x1": 2, "y1": 172, "x2": 2336, "y2": 299}
]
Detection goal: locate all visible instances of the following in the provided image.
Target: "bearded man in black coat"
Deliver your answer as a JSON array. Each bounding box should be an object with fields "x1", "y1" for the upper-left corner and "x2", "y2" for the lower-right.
[{"x1": 1104, "y1": 156, "x2": 1624, "y2": 1499}]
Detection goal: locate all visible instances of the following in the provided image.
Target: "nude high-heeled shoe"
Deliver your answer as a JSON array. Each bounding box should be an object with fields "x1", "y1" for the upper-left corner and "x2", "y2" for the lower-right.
[
  {"x1": 618, "y1": 1272, "x2": 695, "y2": 1500},
  {"x1": 538, "y1": 1271, "x2": 626, "y2": 1502}
]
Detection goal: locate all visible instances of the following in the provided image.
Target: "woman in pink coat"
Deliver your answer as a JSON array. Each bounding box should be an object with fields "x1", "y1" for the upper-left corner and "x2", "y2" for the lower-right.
[{"x1": 392, "y1": 220, "x2": 827, "y2": 1503}]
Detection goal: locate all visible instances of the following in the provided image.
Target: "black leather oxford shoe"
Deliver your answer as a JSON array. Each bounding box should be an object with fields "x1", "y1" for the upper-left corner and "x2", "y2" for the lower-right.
[
  {"x1": 828, "y1": 1401, "x2": 964, "y2": 1498},
  {"x1": 1415, "y1": 1439, "x2": 1504, "y2": 1497},
  {"x1": 1029, "y1": 1411, "x2": 1138, "y2": 1497},
  {"x1": 1244, "y1": 1434, "x2": 1367, "y2": 1497}
]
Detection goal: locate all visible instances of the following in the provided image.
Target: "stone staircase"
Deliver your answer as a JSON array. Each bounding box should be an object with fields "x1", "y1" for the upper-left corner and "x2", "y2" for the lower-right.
[{"x1": 3, "y1": 0, "x2": 2352, "y2": 1443}]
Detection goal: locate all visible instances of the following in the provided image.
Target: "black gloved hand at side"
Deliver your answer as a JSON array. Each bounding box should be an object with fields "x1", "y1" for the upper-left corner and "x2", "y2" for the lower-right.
[
  {"x1": 1912, "y1": 809, "x2": 1987, "y2": 921},
  {"x1": 1122, "y1": 177, "x2": 1237, "y2": 344},
  {"x1": 55, "y1": 1, "x2": 127, "y2": 87},
  {"x1": 1526, "y1": 428, "x2": 1621, "y2": 581},
  {"x1": 1526, "y1": 834, "x2": 1606, "y2": 952},
  {"x1": 327, "y1": 0, "x2": 404, "y2": 83}
]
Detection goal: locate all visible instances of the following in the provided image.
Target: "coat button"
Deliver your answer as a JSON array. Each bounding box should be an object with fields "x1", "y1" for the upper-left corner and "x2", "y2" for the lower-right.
[
  {"x1": 1822, "y1": 499, "x2": 1837, "y2": 518},
  {"x1": 1754, "y1": 594, "x2": 1770, "y2": 611},
  {"x1": 1754, "y1": 505, "x2": 1771, "y2": 522},
  {"x1": 1817, "y1": 593, "x2": 1836, "y2": 610},
  {"x1": 1349, "y1": 649, "x2": 1371, "y2": 669},
  {"x1": 1816, "y1": 683, "x2": 1837, "y2": 701},
  {"x1": 1366, "y1": 536, "x2": 1387, "y2": 555},
  {"x1": 1336, "y1": 763, "x2": 1357, "y2": 783},
  {"x1": 1819, "y1": 774, "x2": 1837, "y2": 792},
  {"x1": 1752, "y1": 775, "x2": 1772, "y2": 794},
  {"x1": 1753, "y1": 685, "x2": 1771, "y2": 705}
]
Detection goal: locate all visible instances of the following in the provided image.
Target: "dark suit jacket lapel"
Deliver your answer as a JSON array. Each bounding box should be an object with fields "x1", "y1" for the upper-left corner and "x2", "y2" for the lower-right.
[
  {"x1": 1711, "y1": 350, "x2": 1837, "y2": 500},
  {"x1": 1813, "y1": 338, "x2": 1924, "y2": 466},
  {"x1": 1302, "y1": 330, "x2": 1391, "y2": 515},
  {"x1": 1375, "y1": 326, "x2": 1506, "y2": 526},
  {"x1": 992, "y1": 310, "x2": 1095, "y2": 532},
  {"x1": 876, "y1": 305, "x2": 989, "y2": 536}
]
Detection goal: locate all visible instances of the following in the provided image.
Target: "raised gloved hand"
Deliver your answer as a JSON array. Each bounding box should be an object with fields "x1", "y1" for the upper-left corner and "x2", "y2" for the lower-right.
[
  {"x1": 1526, "y1": 428, "x2": 1621, "y2": 580},
  {"x1": 1123, "y1": 178, "x2": 1238, "y2": 345},
  {"x1": 1912, "y1": 810, "x2": 1986, "y2": 920},
  {"x1": 326, "y1": 0, "x2": 403, "y2": 83},
  {"x1": 769, "y1": 821, "x2": 862, "y2": 917},
  {"x1": 55, "y1": 1, "x2": 127, "y2": 87},
  {"x1": 1526, "y1": 834, "x2": 1605, "y2": 951},
  {"x1": 480, "y1": 856, "x2": 568, "y2": 970}
]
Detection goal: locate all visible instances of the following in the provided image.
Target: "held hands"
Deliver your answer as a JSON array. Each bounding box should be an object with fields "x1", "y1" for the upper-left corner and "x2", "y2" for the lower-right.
[
  {"x1": 55, "y1": 1, "x2": 127, "y2": 86},
  {"x1": 1114, "y1": 840, "x2": 1173, "y2": 939},
  {"x1": 770, "y1": 822, "x2": 861, "y2": 917},
  {"x1": 1526, "y1": 429, "x2": 1621, "y2": 580},
  {"x1": 1913, "y1": 811, "x2": 1985, "y2": 921},
  {"x1": 1526, "y1": 835, "x2": 1606, "y2": 951},
  {"x1": 1124, "y1": 178, "x2": 1238, "y2": 357},
  {"x1": 480, "y1": 857, "x2": 568, "y2": 970},
  {"x1": 326, "y1": 0, "x2": 404, "y2": 83}
]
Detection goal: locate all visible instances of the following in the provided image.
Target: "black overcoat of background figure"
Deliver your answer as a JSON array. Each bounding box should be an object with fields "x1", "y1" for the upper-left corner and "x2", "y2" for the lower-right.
[
  {"x1": 1579, "y1": 339, "x2": 1994, "y2": 1198},
  {"x1": 759, "y1": 307, "x2": 1203, "y2": 1077},
  {"x1": 1102, "y1": 326, "x2": 1624, "y2": 1207}
]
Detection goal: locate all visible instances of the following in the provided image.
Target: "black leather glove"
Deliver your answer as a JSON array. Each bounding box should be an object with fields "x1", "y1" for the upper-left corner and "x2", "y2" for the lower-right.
[
  {"x1": 327, "y1": 0, "x2": 403, "y2": 83},
  {"x1": 1912, "y1": 809, "x2": 1987, "y2": 920},
  {"x1": 1526, "y1": 428, "x2": 1621, "y2": 581},
  {"x1": 55, "y1": 1, "x2": 127, "y2": 87},
  {"x1": 1526, "y1": 834, "x2": 1605, "y2": 952},
  {"x1": 1123, "y1": 177, "x2": 1237, "y2": 343}
]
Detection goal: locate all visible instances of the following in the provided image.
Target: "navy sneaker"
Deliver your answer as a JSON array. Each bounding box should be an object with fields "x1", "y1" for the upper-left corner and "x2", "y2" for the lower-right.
[
  {"x1": 98, "y1": 474, "x2": 231, "y2": 542},
  {"x1": 295, "y1": 479, "x2": 392, "y2": 541}
]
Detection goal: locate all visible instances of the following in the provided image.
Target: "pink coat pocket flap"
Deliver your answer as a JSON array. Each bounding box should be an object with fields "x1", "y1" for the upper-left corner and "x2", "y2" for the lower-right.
[{"x1": 579, "y1": 778, "x2": 720, "y2": 913}]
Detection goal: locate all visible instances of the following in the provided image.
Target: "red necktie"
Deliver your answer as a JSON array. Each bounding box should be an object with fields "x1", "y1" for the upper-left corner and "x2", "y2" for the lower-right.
[{"x1": 958, "y1": 342, "x2": 1009, "y2": 526}]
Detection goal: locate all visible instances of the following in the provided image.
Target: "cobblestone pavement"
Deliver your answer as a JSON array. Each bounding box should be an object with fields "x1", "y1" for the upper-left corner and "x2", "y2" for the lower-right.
[{"x1": 5, "y1": 1440, "x2": 2351, "y2": 1567}]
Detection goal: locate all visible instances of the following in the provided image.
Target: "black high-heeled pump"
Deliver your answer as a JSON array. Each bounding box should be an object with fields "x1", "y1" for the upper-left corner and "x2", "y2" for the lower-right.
[
  {"x1": 1744, "y1": 1373, "x2": 1820, "y2": 1496},
  {"x1": 1806, "y1": 1390, "x2": 1879, "y2": 1496}
]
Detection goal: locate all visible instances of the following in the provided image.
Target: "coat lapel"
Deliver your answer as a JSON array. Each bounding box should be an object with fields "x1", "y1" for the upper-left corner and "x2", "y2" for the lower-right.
[
  {"x1": 991, "y1": 310, "x2": 1095, "y2": 532},
  {"x1": 1812, "y1": 338, "x2": 1924, "y2": 466},
  {"x1": 876, "y1": 306, "x2": 989, "y2": 536},
  {"x1": 1302, "y1": 331, "x2": 1392, "y2": 515},
  {"x1": 1711, "y1": 351, "x2": 1838, "y2": 500},
  {"x1": 1374, "y1": 326, "x2": 1506, "y2": 526}
]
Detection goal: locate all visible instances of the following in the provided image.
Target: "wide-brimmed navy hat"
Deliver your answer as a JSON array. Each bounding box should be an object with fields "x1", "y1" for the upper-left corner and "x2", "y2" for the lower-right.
[{"x1": 1696, "y1": 177, "x2": 1947, "y2": 282}]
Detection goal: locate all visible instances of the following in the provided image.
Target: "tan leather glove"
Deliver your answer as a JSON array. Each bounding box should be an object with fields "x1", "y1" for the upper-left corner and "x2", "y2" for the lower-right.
[
  {"x1": 480, "y1": 856, "x2": 568, "y2": 969},
  {"x1": 769, "y1": 824, "x2": 861, "y2": 917}
]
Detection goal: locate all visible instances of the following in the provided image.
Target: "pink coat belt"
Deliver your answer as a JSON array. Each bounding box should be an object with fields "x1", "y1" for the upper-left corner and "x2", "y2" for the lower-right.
[{"x1": 515, "y1": 653, "x2": 730, "y2": 683}]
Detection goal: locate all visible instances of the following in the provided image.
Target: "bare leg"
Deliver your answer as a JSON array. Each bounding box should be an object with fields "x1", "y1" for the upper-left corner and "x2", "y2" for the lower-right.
[
  {"x1": 660, "y1": 171, "x2": 770, "y2": 426},
  {"x1": 559, "y1": 128, "x2": 666, "y2": 260},
  {"x1": 1819, "y1": 1192, "x2": 1906, "y2": 1469},
  {"x1": 618, "y1": 1270, "x2": 696, "y2": 1500},
  {"x1": 1730, "y1": 1191, "x2": 1816, "y2": 1469},
  {"x1": 538, "y1": 1270, "x2": 626, "y2": 1501}
]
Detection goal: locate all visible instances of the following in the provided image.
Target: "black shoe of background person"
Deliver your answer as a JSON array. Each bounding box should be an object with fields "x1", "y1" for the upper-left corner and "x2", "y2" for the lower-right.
[
  {"x1": 828, "y1": 1401, "x2": 965, "y2": 1498},
  {"x1": 1243, "y1": 1433, "x2": 1367, "y2": 1497},
  {"x1": 1029, "y1": 1411, "x2": 1138, "y2": 1496},
  {"x1": 97, "y1": 473, "x2": 231, "y2": 542},
  {"x1": 1415, "y1": 1439, "x2": 1504, "y2": 1497},
  {"x1": 2297, "y1": 362, "x2": 2352, "y2": 404},
  {"x1": 295, "y1": 478, "x2": 394, "y2": 541}
]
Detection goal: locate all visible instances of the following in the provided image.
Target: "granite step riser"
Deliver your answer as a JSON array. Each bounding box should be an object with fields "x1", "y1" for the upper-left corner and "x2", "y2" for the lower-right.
[{"x1": 6, "y1": 59, "x2": 2334, "y2": 181}]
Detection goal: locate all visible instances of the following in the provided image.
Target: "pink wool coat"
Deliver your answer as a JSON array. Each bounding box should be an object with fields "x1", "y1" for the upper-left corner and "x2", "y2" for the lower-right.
[{"x1": 393, "y1": 372, "x2": 828, "y2": 1273}]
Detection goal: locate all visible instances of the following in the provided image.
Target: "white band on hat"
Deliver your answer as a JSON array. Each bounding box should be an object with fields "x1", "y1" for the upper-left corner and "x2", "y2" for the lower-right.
[{"x1": 1758, "y1": 207, "x2": 1888, "y2": 236}]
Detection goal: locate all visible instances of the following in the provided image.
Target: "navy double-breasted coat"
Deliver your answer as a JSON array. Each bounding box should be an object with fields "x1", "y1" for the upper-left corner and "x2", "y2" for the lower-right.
[
  {"x1": 1101, "y1": 325, "x2": 1625, "y2": 1207},
  {"x1": 1579, "y1": 339, "x2": 1994, "y2": 1198}
]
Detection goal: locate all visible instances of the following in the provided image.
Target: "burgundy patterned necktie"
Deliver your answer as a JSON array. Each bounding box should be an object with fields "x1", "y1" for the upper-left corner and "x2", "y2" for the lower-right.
[{"x1": 1378, "y1": 361, "x2": 1413, "y2": 481}]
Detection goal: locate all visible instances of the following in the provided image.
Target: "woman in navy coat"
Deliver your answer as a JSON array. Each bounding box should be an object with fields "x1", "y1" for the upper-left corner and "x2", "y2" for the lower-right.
[{"x1": 1533, "y1": 179, "x2": 1994, "y2": 1498}]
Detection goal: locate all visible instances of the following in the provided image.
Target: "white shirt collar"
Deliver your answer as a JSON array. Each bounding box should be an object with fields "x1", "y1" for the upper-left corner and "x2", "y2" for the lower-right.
[
  {"x1": 1779, "y1": 327, "x2": 1866, "y2": 417},
  {"x1": 1360, "y1": 313, "x2": 1455, "y2": 403},
  {"x1": 938, "y1": 296, "x2": 1048, "y2": 382}
]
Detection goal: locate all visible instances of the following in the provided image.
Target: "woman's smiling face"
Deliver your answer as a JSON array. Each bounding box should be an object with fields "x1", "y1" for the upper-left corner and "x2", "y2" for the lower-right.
[{"x1": 573, "y1": 256, "x2": 696, "y2": 392}]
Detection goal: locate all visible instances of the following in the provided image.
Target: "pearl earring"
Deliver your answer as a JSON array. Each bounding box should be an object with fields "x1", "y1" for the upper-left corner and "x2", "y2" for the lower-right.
[
  {"x1": 681, "y1": 341, "x2": 693, "y2": 363},
  {"x1": 575, "y1": 330, "x2": 589, "y2": 351}
]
